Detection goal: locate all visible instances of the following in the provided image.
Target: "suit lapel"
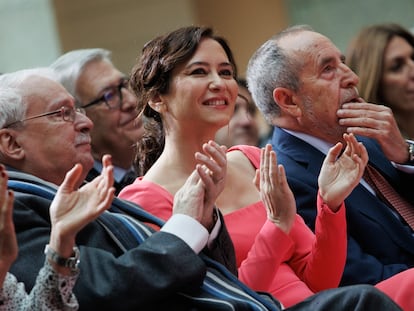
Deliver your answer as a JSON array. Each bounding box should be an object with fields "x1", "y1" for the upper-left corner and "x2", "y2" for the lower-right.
[{"x1": 272, "y1": 127, "x2": 324, "y2": 177}]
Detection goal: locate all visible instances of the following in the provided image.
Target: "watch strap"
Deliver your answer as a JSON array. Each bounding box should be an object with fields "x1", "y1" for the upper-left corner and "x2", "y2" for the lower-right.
[{"x1": 44, "y1": 244, "x2": 80, "y2": 272}]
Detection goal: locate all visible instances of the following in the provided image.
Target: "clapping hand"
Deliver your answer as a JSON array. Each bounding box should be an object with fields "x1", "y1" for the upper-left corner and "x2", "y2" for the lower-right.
[
  {"x1": 49, "y1": 155, "x2": 115, "y2": 260},
  {"x1": 195, "y1": 141, "x2": 227, "y2": 211},
  {"x1": 0, "y1": 164, "x2": 17, "y2": 285},
  {"x1": 174, "y1": 141, "x2": 227, "y2": 231},
  {"x1": 254, "y1": 144, "x2": 296, "y2": 234},
  {"x1": 318, "y1": 133, "x2": 368, "y2": 211}
]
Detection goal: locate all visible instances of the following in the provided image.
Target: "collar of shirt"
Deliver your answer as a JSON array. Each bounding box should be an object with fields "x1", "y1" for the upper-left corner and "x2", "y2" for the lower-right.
[
  {"x1": 283, "y1": 129, "x2": 333, "y2": 155},
  {"x1": 93, "y1": 160, "x2": 133, "y2": 183},
  {"x1": 284, "y1": 129, "x2": 414, "y2": 174},
  {"x1": 283, "y1": 129, "x2": 376, "y2": 195}
]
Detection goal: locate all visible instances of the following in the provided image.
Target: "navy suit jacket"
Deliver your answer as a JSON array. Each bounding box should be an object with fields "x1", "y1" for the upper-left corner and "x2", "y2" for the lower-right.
[
  {"x1": 86, "y1": 166, "x2": 135, "y2": 195},
  {"x1": 271, "y1": 126, "x2": 414, "y2": 285}
]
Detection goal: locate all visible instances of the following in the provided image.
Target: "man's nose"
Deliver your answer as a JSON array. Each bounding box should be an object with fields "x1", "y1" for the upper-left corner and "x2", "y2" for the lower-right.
[
  {"x1": 75, "y1": 111, "x2": 94, "y2": 131},
  {"x1": 340, "y1": 63, "x2": 359, "y2": 89}
]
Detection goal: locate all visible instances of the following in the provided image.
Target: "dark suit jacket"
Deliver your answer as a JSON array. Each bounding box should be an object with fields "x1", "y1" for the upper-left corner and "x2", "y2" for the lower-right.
[
  {"x1": 8, "y1": 170, "x2": 237, "y2": 311},
  {"x1": 271, "y1": 127, "x2": 414, "y2": 285},
  {"x1": 86, "y1": 166, "x2": 134, "y2": 195}
]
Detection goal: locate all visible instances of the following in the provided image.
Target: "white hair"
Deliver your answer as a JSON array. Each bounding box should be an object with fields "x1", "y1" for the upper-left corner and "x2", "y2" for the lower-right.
[
  {"x1": 50, "y1": 48, "x2": 112, "y2": 98},
  {"x1": 0, "y1": 67, "x2": 58, "y2": 128}
]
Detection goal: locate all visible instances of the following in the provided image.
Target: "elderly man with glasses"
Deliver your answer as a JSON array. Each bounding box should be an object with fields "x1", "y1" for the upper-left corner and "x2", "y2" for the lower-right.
[
  {"x1": 0, "y1": 68, "x2": 93, "y2": 187},
  {"x1": 51, "y1": 49, "x2": 143, "y2": 194}
]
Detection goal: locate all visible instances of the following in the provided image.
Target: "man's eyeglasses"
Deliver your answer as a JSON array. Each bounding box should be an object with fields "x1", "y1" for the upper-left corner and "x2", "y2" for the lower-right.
[
  {"x1": 81, "y1": 79, "x2": 129, "y2": 110},
  {"x1": 4, "y1": 106, "x2": 86, "y2": 128}
]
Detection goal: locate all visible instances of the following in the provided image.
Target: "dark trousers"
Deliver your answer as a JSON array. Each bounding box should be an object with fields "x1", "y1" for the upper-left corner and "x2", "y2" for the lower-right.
[{"x1": 287, "y1": 284, "x2": 401, "y2": 311}]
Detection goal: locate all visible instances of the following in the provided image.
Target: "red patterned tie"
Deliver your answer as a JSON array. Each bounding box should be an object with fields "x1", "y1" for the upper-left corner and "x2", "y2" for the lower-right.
[{"x1": 363, "y1": 164, "x2": 414, "y2": 230}]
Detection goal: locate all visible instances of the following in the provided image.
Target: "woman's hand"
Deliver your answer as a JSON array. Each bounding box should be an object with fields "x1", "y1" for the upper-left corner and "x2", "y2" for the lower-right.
[
  {"x1": 318, "y1": 133, "x2": 368, "y2": 211},
  {"x1": 174, "y1": 141, "x2": 227, "y2": 232},
  {"x1": 254, "y1": 144, "x2": 296, "y2": 234}
]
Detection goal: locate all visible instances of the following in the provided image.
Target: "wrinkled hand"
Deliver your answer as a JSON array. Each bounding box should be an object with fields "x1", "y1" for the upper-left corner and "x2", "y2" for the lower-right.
[
  {"x1": 0, "y1": 165, "x2": 17, "y2": 278},
  {"x1": 254, "y1": 144, "x2": 296, "y2": 234},
  {"x1": 337, "y1": 101, "x2": 408, "y2": 163},
  {"x1": 173, "y1": 141, "x2": 226, "y2": 231},
  {"x1": 318, "y1": 133, "x2": 368, "y2": 211},
  {"x1": 49, "y1": 154, "x2": 115, "y2": 257}
]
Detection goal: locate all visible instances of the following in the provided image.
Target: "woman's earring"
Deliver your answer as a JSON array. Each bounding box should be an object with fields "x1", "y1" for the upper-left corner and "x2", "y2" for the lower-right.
[{"x1": 155, "y1": 103, "x2": 165, "y2": 112}]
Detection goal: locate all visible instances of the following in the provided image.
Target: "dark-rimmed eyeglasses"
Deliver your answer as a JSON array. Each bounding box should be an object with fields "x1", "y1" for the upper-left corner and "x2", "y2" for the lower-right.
[
  {"x1": 81, "y1": 78, "x2": 129, "y2": 110},
  {"x1": 4, "y1": 106, "x2": 86, "y2": 128}
]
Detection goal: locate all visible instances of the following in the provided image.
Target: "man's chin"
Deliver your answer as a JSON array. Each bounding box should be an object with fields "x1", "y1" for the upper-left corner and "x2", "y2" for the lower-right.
[
  {"x1": 79, "y1": 156, "x2": 94, "y2": 173},
  {"x1": 124, "y1": 130, "x2": 144, "y2": 143}
]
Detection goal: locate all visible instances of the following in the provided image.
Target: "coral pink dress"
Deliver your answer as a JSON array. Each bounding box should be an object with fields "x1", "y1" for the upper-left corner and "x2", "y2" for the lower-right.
[
  {"x1": 119, "y1": 145, "x2": 348, "y2": 307},
  {"x1": 120, "y1": 144, "x2": 414, "y2": 310}
]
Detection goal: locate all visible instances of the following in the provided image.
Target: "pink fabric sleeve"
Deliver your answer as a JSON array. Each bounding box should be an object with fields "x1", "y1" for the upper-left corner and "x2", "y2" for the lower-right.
[
  {"x1": 289, "y1": 192, "x2": 347, "y2": 292},
  {"x1": 238, "y1": 220, "x2": 294, "y2": 291}
]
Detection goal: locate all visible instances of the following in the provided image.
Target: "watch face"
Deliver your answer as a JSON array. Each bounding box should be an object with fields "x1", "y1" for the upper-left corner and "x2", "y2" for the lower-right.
[
  {"x1": 44, "y1": 244, "x2": 80, "y2": 271},
  {"x1": 408, "y1": 142, "x2": 414, "y2": 162},
  {"x1": 68, "y1": 257, "x2": 80, "y2": 270}
]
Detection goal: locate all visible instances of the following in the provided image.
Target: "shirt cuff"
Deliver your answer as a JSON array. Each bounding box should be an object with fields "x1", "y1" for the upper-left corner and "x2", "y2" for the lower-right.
[
  {"x1": 161, "y1": 214, "x2": 209, "y2": 253},
  {"x1": 393, "y1": 162, "x2": 414, "y2": 173}
]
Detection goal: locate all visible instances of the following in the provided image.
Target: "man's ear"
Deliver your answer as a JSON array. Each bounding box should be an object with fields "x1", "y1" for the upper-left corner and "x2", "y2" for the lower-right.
[
  {"x1": 0, "y1": 129, "x2": 25, "y2": 160},
  {"x1": 148, "y1": 95, "x2": 167, "y2": 113},
  {"x1": 273, "y1": 87, "x2": 302, "y2": 117}
]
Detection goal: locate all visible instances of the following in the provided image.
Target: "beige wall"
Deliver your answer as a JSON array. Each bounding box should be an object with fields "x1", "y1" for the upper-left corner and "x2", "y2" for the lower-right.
[
  {"x1": 193, "y1": 0, "x2": 287, "y2": 76},
  {"x1": 52, "y1": 0, "x2": 287, "y2": 75}
]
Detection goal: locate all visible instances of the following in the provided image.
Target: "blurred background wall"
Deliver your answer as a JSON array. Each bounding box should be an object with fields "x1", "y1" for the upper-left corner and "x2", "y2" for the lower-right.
[
  {"x1": 0, "y1": 0, "x2": 60, "y2": 72},
  {"x1": 1, "y1": 0, "x2": 413, "y2": 77}
]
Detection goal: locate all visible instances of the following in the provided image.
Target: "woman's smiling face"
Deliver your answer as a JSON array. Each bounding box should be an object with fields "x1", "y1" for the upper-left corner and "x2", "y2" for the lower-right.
[{"x1": 159, "y1": 38, "x2": 238, "y2": 132}]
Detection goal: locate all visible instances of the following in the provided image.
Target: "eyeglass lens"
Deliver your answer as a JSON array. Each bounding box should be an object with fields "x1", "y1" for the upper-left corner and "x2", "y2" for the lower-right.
[
  {"x1": 103, "y1": 80, "x2": 128, "y2": 109},
  {"x1": 62, "y1": 107, "x2": 85, "y2": 122}
]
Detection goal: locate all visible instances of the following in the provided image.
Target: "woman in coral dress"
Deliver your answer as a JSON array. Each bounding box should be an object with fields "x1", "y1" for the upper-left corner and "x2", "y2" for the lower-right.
[{"x1": 119, "y1": 25, "x2": 413, "y2": 310}]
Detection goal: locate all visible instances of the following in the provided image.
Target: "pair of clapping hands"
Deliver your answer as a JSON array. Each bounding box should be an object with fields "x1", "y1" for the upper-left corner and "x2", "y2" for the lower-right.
[
  {"x1": 0, "y1": 133, "x2": 367, "y2": 276},
  {"x1": 176, "y1": 133, "x2": 368, "y2": 235}
]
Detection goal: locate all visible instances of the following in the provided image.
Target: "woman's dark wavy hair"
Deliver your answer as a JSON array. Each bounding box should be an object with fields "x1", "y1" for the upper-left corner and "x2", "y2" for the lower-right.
[{"x1": 129, "y1": 26, "x2": 237, "y2": 176}]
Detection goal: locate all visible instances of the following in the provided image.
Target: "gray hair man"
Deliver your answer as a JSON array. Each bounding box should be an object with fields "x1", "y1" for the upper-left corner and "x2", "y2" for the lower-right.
[{"x1": 51, "y1": 49, "x2": 143, "y2": 193}]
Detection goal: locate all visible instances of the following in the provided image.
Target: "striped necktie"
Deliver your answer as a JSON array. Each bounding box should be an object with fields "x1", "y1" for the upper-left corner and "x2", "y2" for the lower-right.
[{"x1": 363, "y1": 163, "x2": 414, "y2": 231}]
